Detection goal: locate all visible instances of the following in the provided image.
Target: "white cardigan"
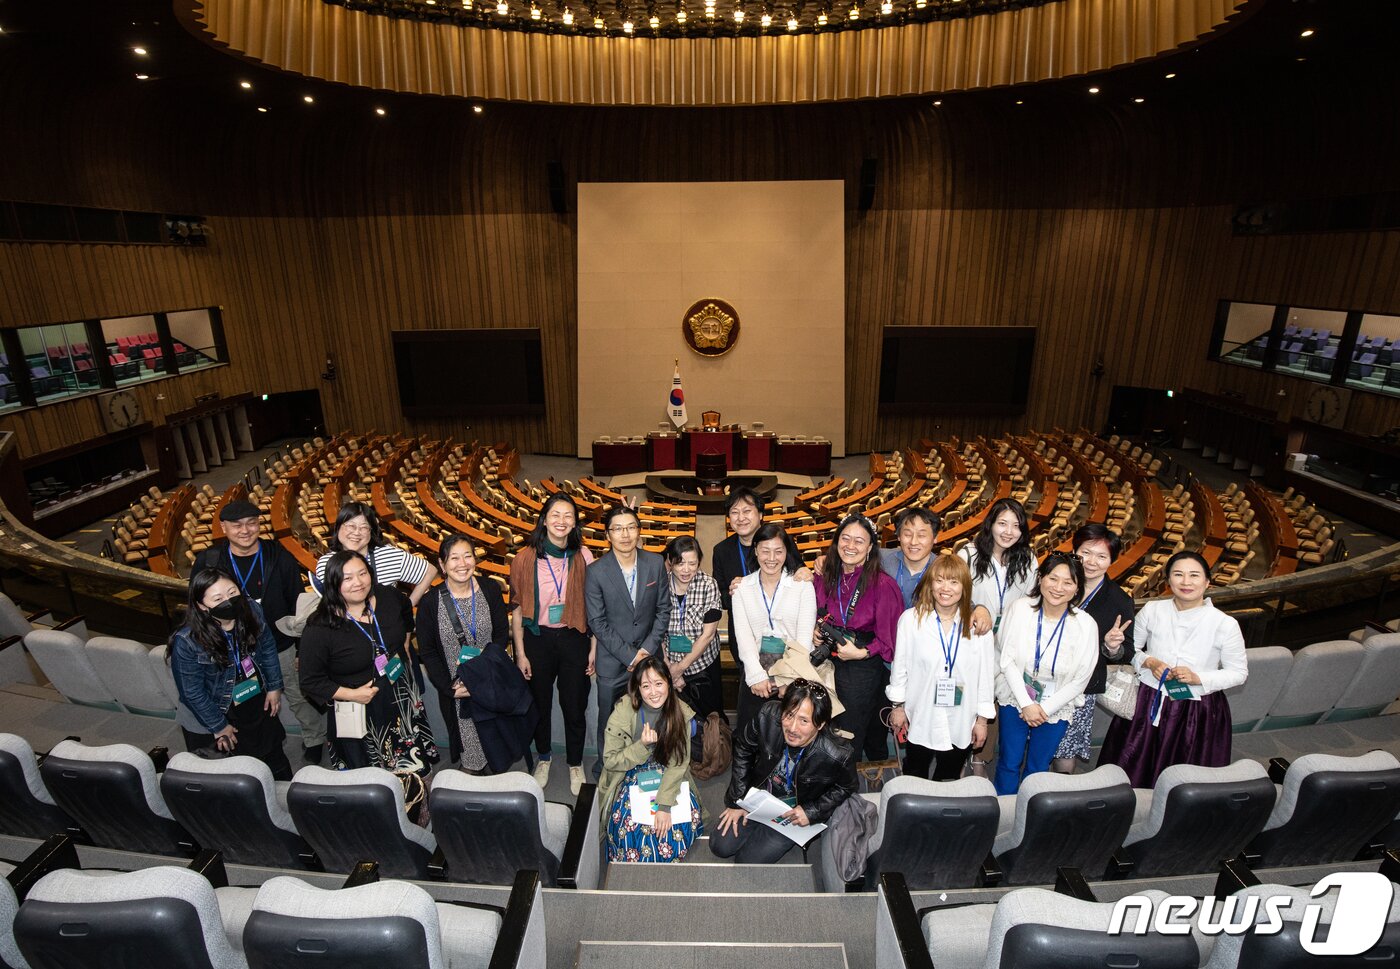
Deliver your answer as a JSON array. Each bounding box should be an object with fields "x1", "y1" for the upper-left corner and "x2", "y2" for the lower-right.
[
  {"x1": 1128, "y1": 598, "x2": 1247, "y2": 696},
  {"x1": 993, "y1": 596, "x2": 1100, "y2": 723},
  {"x1": 957, "y1": 545, "x2": 1038, "y2": 631},
  {"x1": 888, "y1": 608, "x2": 997, "y2": 751},
  {"x1": 730, "y1": 571, "x2": 816, "y2": 687}
]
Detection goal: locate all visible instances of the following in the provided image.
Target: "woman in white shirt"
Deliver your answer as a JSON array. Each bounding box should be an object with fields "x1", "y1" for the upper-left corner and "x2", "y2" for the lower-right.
[
  {"x1": 730, "y1": 523, "x2": 817, "y2": 733},
  {"x1": 958, "y1": 497, "x2": 1038, "y2": 636},
  {"x1": 993, "y1": 551, "x2": 1100, "y2": 795},
  {"x1": 888, "y1": 552, "x2": 996, "y2": 781},
  {"x1": 1099, "y1": 551, "x2": 1247, "y2": 787}
]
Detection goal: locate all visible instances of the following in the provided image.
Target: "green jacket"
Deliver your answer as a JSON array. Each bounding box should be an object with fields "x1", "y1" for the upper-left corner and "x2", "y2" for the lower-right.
[{"x1": 597, "y1": 695, "x2": 707, "y2": 835}]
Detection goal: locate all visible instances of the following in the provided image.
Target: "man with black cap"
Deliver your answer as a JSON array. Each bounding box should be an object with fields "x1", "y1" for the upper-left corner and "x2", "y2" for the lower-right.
[{"x1": 191, "y1": 499, "x2": 323, "y2": 762}]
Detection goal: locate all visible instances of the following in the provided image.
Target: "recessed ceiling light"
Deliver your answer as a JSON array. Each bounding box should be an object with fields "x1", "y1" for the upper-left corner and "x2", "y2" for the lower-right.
[
  {"x1": 817, "y1": 10, "x2": 827, "y2": 23},
  {"x1": 135, "y1": 73, "x2": 150, "y2": 80},
  {"x1": 932, "y1": 99, "x2": 942, "y2": 106},
  {"x1": 563, "y1": 8, "x2": 575, "y2": 23},
  {"x1": 1164, "y1": 72, "x2": 1176, "y2": 79},
  {"x1": 1299, "y1": 27, "x2": 1314, "y2": 37},
  {"x1": 733, "y1": 8, "x2": 744, "y2": 21},
  {"x1": 651, "y1": 14, "x2": 661, "y2": 26},
  {"x1": 1015, "y1": 99, "x2": 1023, "y2": 105},
  {"x1": 303, "y1": 94, "x2": 315, "y2": 103},
  {"x1": 375, "y1": 107, "x2": 386, "y2": 116},
  {"x1": 760, "y1": 12, "x2": 771, "y2": 26},
  {"x1": 1088, "y1": 86, "x2": 1100, "y2": 94},
  {"x1": 676, "y1": 8, "x2": 686, "y2": 21},
  {"x1": 239, "y1": 80, "x2": 252, "y2": 89},
  {"x1": 256, "y1": 106, "x2": 269, "y2": 113},
  {"x1": 1133, "y1": 97, "x2": 1144, "y2": 103},
  {"x1": 623, "y1": 18, "x2": 633, "y2": 30},
  {"x1": 786, "y1": 16, "x2": 797, "y2": 29},
  {"x1": 473, "y1": 104, "x2": 484, "y2": 113},
  {"x1": 848, "y1": 7, "x2": 858, "y2": 19},
  {"x1": 880, "y1": 0, "x2": 893, "y2": 13},
  {"x1": 132, "y1": 46, "x2": 147, "y2": 55}
]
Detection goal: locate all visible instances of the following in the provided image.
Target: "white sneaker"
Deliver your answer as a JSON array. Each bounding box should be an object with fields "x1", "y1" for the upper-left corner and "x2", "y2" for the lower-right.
[
  {"x1": 569, "y1": 765, "x2": 585, "y2": 796},
  {"x1": 533, "y1": 758, "x2": 551, "y2": 789}
]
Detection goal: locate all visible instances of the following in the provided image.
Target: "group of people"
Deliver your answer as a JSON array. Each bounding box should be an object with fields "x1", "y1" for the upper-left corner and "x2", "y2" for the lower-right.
[{"x1": 165, "y1": 482, "x2": 1249, "y2": 866}]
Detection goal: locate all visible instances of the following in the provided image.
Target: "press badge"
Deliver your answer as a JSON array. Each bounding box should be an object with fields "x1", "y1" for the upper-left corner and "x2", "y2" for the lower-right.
[
  {"x1": 934, "y1": 679, "x2": 962, "y2": 707},
  {"x1": 1023, "y1": 671, "x2": 1052, "y2": 704},
  {"x1": 547, "y1": 603, "x2": 565, "y2": 624},
  {"x1": 384, "y1": 655, "x2": 405, "y2": 683},
  {"x1": 240, "y1": 657, "x2": 256, "y2": 678},
  {"x1": 232, "y1": 677, "x2": 262, "y2": 705},
  {"x1": 458, "y1": 644, "x2": 482, "y2": 663},
  {"x1": 759, "y1": 635, "x2": 786, "y2": 655},
  {"x1": 669, "y1": 634, "x2": 694, "y2": 653}
]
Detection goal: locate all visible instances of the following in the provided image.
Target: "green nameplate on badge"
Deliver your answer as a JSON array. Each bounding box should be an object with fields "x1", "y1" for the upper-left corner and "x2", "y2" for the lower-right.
[
  {"x1": 1023, "y1": 671, "x2": 1045, "y2": 703},
  {"x1": 780, "y1": 794, "x2": 798, "y2": 808},
  {"x1": 759, "y1": 635, "x2": 786, "y2": 655},
  {"x1": 635, "y1": 769, "x2": 663, "y2": 794},
  {"x1": 669, "y1": 634, "x2": 694, "y2": 653},
  {"x1": 547, "y1": 603, "x2": 565, "y2": 624},
  {"x1": 458, "y1": 644, "x2": 483, "y2": 663},
  {"x1": 232, "y1": 678, "x2": 262, "y2": 705},
  {"x1": 1163, "y1": 679, "x2": 1195, "y2": 701},
  {"x1": 384, "y1": 655, "x2": 405, "y2": 683},
  {"x1": 993, "y1": 616, "x2": 1002, "y2": 634}
]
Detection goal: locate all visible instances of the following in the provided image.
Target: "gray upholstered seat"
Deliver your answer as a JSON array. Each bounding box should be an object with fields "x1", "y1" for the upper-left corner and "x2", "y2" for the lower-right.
[
  {"x1": 21, "y1": 630, "x2": 120, "y2": 711},
  {"x1": 37, "y1": 740, "x2": 194, "y2": 856},
  {"x1": 1326, "y1": 632, "x2": 1400, "y2": 721},
  {"x1": 1257, "y1": 640, "x2": 1363, "y2": 730},
  {"x1": 161, "y1": 753, "x2": 310, "y2": 869},
  {"x1": 146, "y1": 642, "x2": 183, "y2": 710},
  {"x1": 0, "y1": 734, "x2": 76, "y2": 843},
  {"x1": 0, "y1": 629, "x2": 35, "y2": 692},
  {"x1": 993, "y1": 764, "x2": 1134, "y2": 886},
  {"x1": 1223, "y1": 645, "x2": 1291, "y2": 733},
  {"x1": 922, "y1": 888, "x2": 1199, "y2": 969},
  {"x1": 428, "y1": 770, "x2": 571, "y2": 886},
  {"x1": 14, "y1": 866, "x2": 248, "y2": 969},
  {"x1": 1249, "y1": 750, "x2": 1400, "y2": 867},
  {"x1": 1120, "y1": 760, "x2": 1275, "y2": 877},
  {"x1": 1, "y1": 859, "x2": 26, "y2": 969},
  {"x1": 287, "y1": 766, "x2": 436, "y2": 879},
  {"x1": 1202, "y1": 880, "x2": 1400, "y2": 968},
  {"x1": 243, "y1": 875, "x2": 502, "y2": 969},
  {"x1": 862, "y1": 775, "x2": 998, "y2": 890},
  {"x1": 85, "y1": 637, "x2": 176, "y2": 718}
]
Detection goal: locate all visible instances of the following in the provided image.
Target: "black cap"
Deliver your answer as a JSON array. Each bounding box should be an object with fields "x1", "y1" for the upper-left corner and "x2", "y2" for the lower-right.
[{"x1": 219, "y1": 499, "x2": 261, "y2": 523}]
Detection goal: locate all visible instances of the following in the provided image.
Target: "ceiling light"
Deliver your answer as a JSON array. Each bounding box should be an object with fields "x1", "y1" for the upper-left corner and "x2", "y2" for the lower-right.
[
  {"x1": 915, "y1": 0, "x2": 925, "y2": 7},
  {"x1": 562, "y1": 7, "x2": 574, "y2": 22},
  {"x1": 463, "y1": 0, "x2": 473, "y2": 8},
  {"x1": 623, "y1": 18, "x2": 633, "y2": 30},
  {"x1": 880, "y1": 1, "x2": 892, "y2": 13},
  {"x1": 786, "y1": 15, "x2": 797, "y2": 28},
  {"x1": 594, "y1": 15, "x2": 604, "y2": 26},
  {"x1": 256, "y1": 106, "x2": 269, "y2": 113},
  {"x1": 760, "y1": 12, "x2": 771, "y2": 26},
  {"x1": 1164, "y1": 72, "x2": 1176, "y2": 79},
  {"x1": 1299, "y1": 27, "x2": 1314, "y2": 37},
  {"x1": 816, "y1": 10, "x2": 827, "y2": 23},
  {"x1": 135, "y1": 73, "x2": 150, "y2": 80},
  {"x1": 650, "y1": 14, "x2": 660, "y2": 27},
  {"x1": 1133, "y1": 97, "x2": 1144, "y2": 103},
  {"x1": 676, "y1": 7, "x2": 686, "y2": 20},
  {"x1": 303, "y1": 94, "x2": 314, "y2": 103},
  {"x1": 1088, "y1": 86, "x2": 1099, "y2": 94},
  {"x1": 1015, "y1": 99, "x2": 1023, "y2": 105},
  {"x1": 733, "y1": 8, "x2": 744, "y2": 21},
  {"x1": 473, "y1": 104, "x2": 484, "y2": 113},
  {"x1": 426, "y1": 0, "x2": 436, "y2": 4},
  {"x1": 848, "y1": 7, "x2": 858, "y2": 18},
  {"x1": 133, "y1": 46, "x2": 147, "y2": 55},
  {"x1": 375, "y1": 107, "x2": 386, "y2": 116},
  {"x1": 239, "y1": 80, "x2": 252, "y2": 89},
  {"x1": 530, "y1": 5, "x2": 541, "y2": 17},
  {"x1": 932, "y1": 99, "x2": 941, "y2": 106},
  {"x1": 496, "y1": 0, "x2": 508, "y2": 13}
]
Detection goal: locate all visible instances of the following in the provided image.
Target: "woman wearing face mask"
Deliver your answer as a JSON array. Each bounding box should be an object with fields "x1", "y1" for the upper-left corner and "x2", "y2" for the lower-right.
[
  {"x1": 299, "y1": 550, "x2": 438, "y2": 774},
  {"x1": 888, "y1": 553, "x2": 996, "y2": 781},
  {"x1": 661, "y1": 536, "x2": 725, "y2": 721},
  {"x1": 599, "y1": 655, "x2": 705, "y2": 863},
  {"x1": 1099, "y1": 551, "x2": 1247, "y2": 787},
  {"x1": 169, "y1": 568, "x2": 291, "y2": 779},
  {"x1": 1051, "y1": 524, "x2": 1136, "y2": 774},
  {"x1": 992, "y1": 551, "x2": 1100, "y2": 795},
  {"x1": 315, "y1": 501, "x2": 437, "y2": 607}
]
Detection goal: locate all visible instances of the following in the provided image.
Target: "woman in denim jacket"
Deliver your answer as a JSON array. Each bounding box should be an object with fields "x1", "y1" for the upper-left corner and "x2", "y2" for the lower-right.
[{"x1": 170, "y1": 568, "x2": 291, "y2": 779}]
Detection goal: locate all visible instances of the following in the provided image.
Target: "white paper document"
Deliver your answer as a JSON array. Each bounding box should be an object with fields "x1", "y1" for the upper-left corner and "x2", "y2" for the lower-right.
[
  {"x1": 736, "y1": 787, "x2": 827, "y2": 846},
  {"x1": 628, "y1": 780, "x2": 696, "y2": 825}
]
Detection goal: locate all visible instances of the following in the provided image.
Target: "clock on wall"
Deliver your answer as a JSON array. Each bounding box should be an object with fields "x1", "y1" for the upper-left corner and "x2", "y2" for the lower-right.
[
  {"x1": 99, "y1": 390, "x2": 144, "y2": 432},
  {"x1": 1302, "y1": 385, "x2": 1351, "y2": 429}
]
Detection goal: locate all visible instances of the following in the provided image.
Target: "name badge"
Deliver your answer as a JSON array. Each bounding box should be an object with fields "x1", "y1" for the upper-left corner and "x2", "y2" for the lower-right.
[
  {"x1": 240, "y1": 656, "x2": 256, "y2": 678},
  {"x1": 635, "y1": 768, "x2": 663, "y2": 793},
  {"x1": 458, "y1": 644, "x2": 483, "y2": 664},
  {"x1": 780, "y1": 794, "x2": 798, "y2": 808},
  {"x1": 759, "y1": 635, "x2": 786, "y2": 656},
  {"x1": 375, "y1": 653, "x2": 389, "y2": 675},
  {"x1": 384, "y1": 655, "x2": 405, "y2": 683},
  {"x1": 668, "y1": 634, "x2": 694, "y2": 653},
  {"x1": 1163, "y1": 679, "x2": 1195, "y2": 701},
  {"x1": 547, "y1": 602, "x2": 565, "y2": 624},
  {"x1": 1023, "y1": 670, "x2": 1053, "y2": 704},
  {"x1": 934, "y1": 678, "x2": 962, "y2": 707},
  {"x1": 992, "y1": 615, "x2": 1002, "y2": 634},
  {"x1": 232, "y1": 677, "x2": 262, "y2": 705}
]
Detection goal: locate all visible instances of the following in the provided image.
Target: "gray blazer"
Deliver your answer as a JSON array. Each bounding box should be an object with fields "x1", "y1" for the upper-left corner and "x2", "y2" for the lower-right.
[{"x1": 585, "y1": 550, "x2": 671, "y2": 676}]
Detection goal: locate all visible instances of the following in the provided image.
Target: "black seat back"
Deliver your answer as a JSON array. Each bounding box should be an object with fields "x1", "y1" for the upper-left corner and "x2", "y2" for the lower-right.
[
  {"x1": 38, "y1": 756, "x2": 193, "y2": 856},
  {"x1": 0, "y1": 750, "x2": 77, "y2": 842},
  {"x1": 1125, "y1": 774, "x2": 1277, "y2": 877},
  {"x1": 161, "y1": 767, "x2": 308, "y2": 868},
  {"x1": 1237, "y1": 917, "x2": 1400, "y2": 967},
  {"x1": 866, "y1": 792, "x2": 998, "y2": 890},
  {"x1": 999, "y1": 923, "x2": 1200, "y2": 968},
  {"x1": 998, "y1": 785, "x2": 1134, "y2": 886},
  {"x1": 1249, "y1": 768, "x2": 1400, "y2": 867},
  {"x1": 428, "y1": 786, "x2": 558, "y2": 886},
  {"x1": 15, "y1": 897, "x2": 217, "y2": 969},
  {"x1": 244, "y1": 912, "x2": 432, "y2": 969},
  {"x1": 287, "y1": 781, "x2": 431, "y2": 879}
]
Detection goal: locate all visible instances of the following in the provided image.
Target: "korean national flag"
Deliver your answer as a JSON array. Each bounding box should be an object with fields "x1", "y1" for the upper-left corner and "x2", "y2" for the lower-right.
[{"x1": 668, "y1": 364, "x2": 687, "y2": 429}]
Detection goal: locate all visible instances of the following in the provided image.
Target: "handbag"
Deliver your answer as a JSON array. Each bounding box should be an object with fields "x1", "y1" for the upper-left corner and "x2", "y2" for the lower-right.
[
  {"x1": 691, "y1": 712, "x2": 733, "y2": 781},
  {"x1": 1099, "y1": 664, "x2": 1140, "y2": 719}
]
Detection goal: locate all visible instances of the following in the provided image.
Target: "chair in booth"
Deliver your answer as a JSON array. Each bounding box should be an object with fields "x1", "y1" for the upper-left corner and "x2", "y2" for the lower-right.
[
  {"x1": 13, "y1": 865, "x2": 255, "y2": 969},
  {"x1": 287, "y1": 766, "x2": 436, "y2": 879},
  {"x1": 38, "y1": 740, "x2": 196, "y2": 857},
  {"x1": 0, "y1": 735, "x2": 79, "y2": 842},
  {"x1": 21, "y1": 630, "x2": 122, "y2": 712},
  {"x1": 1224, "y1": 646, "x2": 1292, "y2": 733},
  {"x1": 1257, "y1": 640, "x2": 1364, "y2": 729},
  {"x1": 1200, "y1": 880, "x2": 1400, "y2": 968},
  {"x1": 85, "y1": 636, "x2": 177, "y2": 718},
  {"x1": 242, "y1": 870, "x2": 545, "y2": 969},
  {"x1": 428, "y1": 771, "x2": 574, "y2": 887},
  {"x1": 1247, "y1": 751, "x2": 1400, "y2": 868},
  {"x1": 858, "y1": 775, "x2": 999, "y2": 890},
  {"x1": 1325, "y1": 632, "x2": 1400, "y2": 721},
  {"x1": 993, "y1": 765, "x2": 1135, "y2": 886},
  {"x1": 1117, "y1": 761, "x2": 1275, "y2": 878},
  {"x1": 161, "y1": 754, "x2": 312, "y2": 869}
]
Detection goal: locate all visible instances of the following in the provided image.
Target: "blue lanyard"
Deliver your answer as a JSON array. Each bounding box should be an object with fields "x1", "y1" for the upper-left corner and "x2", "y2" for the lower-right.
[
  {"x1": 673, "y1": 582, "x2": 687, "y2": 621},
  {"x1": 738, "y1": 542, "x2": 751, "y2": 577},
  {"x1": 350, "y1": 607, "x2": 388, "y2": 656},
  {"x1": 781, "y1": 746, "x2": 805, "y2": 792},
  {"x1": 1080, "y1": 578, "x2": 1106, "y2": 609},
  {"x1": 837, "y1": 572, "x2": 860, "y2": 626},
  {"x1": 227, "y1": 545, "x2": 264, "y2": 596},
  {"x1": 545, "y1": 555, "x2": 568, "y2": 599},
  {"x1": 223, "y1": 629, "x2": 243, "y2": 671},
  {"x1": 936, "y1": 615, "x2": 960, "y2": 673},
  {"x1": 452, "y1": 590, "x2": 478, "y2": 642},
  {"x1": 897, "y1": 557, "x2": 929, "y2": 595},
  {"x1": 991, "y1": 559, "x2": 1008, "y2": 612},
  {"x1": 623, "y1": 567, "x2": 637, "y2": 600},
  {"x1": 1148, "y1": 668, "x2": 1171, "y2": 723},
  {"x1": 1034, "y1": 608, "x2": 1068, "y2": 677},
  {"x1": 760, "y1": 576, "x2": 782, "y2": 631}
]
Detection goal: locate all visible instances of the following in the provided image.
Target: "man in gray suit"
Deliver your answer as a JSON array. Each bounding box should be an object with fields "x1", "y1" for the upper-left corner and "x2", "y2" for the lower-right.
[{"x1": 586, "y1": 503, "x2": 672, "y2": 778}]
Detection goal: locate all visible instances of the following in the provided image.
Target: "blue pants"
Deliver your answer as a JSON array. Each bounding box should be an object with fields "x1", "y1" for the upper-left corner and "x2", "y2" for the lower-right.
[{"x1": 995, "y1": 704, "x2": 1070, "y2": 795}]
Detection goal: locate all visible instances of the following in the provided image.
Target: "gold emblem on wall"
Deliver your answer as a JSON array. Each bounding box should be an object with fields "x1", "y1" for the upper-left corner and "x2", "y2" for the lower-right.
[{"x1": 682, "y1": 299, "x2": 740, "y2": 357}]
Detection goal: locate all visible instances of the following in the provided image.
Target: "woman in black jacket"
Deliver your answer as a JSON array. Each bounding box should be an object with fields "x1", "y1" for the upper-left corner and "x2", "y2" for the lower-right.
[
  {"x1": 712, "y1": 680, "x2": 858, "y2": 863},
  {"x1": 418, "y1": 534, "x2": 512, "y2": 770}
]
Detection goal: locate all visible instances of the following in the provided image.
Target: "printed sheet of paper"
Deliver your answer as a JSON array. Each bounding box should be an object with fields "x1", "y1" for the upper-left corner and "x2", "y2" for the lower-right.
[{"x1": 736, "y1": 787, "x2": 827, "y2": 846}]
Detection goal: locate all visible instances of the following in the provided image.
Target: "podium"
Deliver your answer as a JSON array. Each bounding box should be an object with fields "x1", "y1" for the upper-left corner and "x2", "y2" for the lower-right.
[
  {"x1": 646, "y1": 432, "x2": 684, "y2": 471},
  {"x1": 685, "y1": 428, "x2": 738, "y2": 473}
]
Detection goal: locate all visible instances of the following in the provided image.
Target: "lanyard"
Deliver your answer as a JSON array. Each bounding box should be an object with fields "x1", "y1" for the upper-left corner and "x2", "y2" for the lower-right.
[
  {"x1": 350, "y1": 607, "x2": 388, "y2": 656},
  {"x1": 738, "y1": 541, "x2": 751, "y2": 577},
  {"x1": 837, "y1": 572, "x2": 861, "y2": 626},
  {"x1": 936, "y1": 615, "x2": 960, "y2": 673},
  {"x1": 1148, "y1": 668, "x2": 1171, "y2": 723},
  {"x1": 452, "y1": 591, "x2": 478, "y2": 642},
  {"x1": 1034, "y1": 608, "x2": 1068, "y2": 677},
  {"x1": 1080, "y1": 578, "x2": 1106, "y2": 610},
  {"x1": 991, "y1": 559, "x2": 1008, "y2": 613},
  {"x1": 223, "y1": 629, "x2": 243, "y2": 671},
  {"x1": 673, "y1": 580, "x2": 687, "y2": 621},
  {"x1": 227, "y1": 545, "x2": 264, "y2": 596},
  {"x1": 780, "y1": 746, "x2": 805, "y2": 792},
  {"x1": 545, "y1": 554, "x2": 568, "y2": 600},
  {"x1": 897, "y1": 556, "x2": 930, "y2": 591},
  {"x1": 760, "y1": 576, "x2": 782, "y2": 631},
  {"x1": 623, "y1": 566, "x2": 637, "y2": 600}
]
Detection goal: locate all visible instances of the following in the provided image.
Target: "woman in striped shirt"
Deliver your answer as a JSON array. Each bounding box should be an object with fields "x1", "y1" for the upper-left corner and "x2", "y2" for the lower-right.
[{"x1": 315, "y1": 501, "x2": 437, "y2": 607}]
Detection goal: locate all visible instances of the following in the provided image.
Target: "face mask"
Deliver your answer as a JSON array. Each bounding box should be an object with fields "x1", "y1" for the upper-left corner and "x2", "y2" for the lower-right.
[{"x1": 209, "y1": 600, "x2": 240, "y2": 622}]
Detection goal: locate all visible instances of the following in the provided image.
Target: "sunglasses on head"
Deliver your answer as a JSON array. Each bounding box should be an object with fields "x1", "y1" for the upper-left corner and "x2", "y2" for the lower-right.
[{"x1": 788, "y1": 677, "x2": 829, "y2": 700}]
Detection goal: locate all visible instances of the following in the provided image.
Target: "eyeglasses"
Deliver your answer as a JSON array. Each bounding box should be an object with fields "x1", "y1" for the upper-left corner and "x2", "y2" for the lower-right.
[
  {"x1": 788, "y1": 677, "x2": 829, "y2": 699},
  {"x1": 607, "y1": 524, "x2": 640, "y2": 534}
]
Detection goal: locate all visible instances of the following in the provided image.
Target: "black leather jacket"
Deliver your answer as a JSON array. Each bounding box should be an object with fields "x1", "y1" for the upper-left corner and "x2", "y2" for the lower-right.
[{"x1": 724, "y1": 700, "x2": 858, "y2": 824}]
